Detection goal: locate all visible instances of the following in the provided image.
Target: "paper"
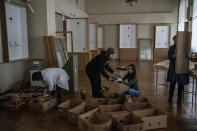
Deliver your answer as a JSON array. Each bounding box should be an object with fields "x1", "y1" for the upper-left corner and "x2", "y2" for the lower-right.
[{"x1": 116, "y1": 77, "x2": 123, "y2": 82}]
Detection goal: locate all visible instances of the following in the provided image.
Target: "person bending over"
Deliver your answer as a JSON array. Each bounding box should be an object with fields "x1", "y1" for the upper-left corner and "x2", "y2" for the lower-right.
[
  {"x1": 32, "y1": 68, "x2": 69, "y2": 105},
  {"x1": 85, "y1": 48, "x2": 115, "y2": 98}
]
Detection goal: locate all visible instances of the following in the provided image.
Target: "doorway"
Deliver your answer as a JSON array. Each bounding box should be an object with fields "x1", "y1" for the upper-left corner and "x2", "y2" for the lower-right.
[{"x1": 138, "y1": 39, "x2": 153, "y2": 61}]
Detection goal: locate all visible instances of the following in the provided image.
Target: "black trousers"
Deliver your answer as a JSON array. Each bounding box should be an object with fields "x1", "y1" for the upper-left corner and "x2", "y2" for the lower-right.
[
  {"x1": 86, "y1": 70, "x2": 102, "y2": 98},
  {"x1": 169, "y1": 80, "x2": 184, "y2": 102},
  {"x1": 49, "y1": 85, "x2": 63, "y2": 105}
]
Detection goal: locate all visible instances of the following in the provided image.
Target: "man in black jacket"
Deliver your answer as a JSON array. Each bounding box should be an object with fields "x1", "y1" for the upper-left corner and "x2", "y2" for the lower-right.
[{"x1": 85, "y1": 48, "x2": 115, "y2": 98}]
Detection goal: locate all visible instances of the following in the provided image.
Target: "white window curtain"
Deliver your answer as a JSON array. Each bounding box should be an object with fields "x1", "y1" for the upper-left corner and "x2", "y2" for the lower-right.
[
  {"x1": 191, "y1": 0, "x2": 197, "y2": 52},
  {"x1": 178, "y1": 0, "x2": 188, "y2": 31}
]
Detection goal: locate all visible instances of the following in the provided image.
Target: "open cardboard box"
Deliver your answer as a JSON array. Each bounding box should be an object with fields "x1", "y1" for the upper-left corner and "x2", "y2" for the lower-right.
[
  {"x1": 133, "y1": 109, "x2": 167, "y2": 130},
  {"x1": 58, "y1": 99, "x2": 83, "y2": 118},
  {"x1": 86, "y1": 98, "x2": 123, "y2": 107},
  {"x1": 78, "y1": 108, "x2": 112, "y2": 131},
  {"x1": 124, "y1": 102, "x2": 153, "y2": 111},
  {"x1": 99, "y1": 104, "x2": 128, "y2": 117},
  {"x1": 68, "y1": 102, "x2": 97, "y2": 126},
  {"x1": 111, "y1": 112, "x2": 144, "y2": 131}
]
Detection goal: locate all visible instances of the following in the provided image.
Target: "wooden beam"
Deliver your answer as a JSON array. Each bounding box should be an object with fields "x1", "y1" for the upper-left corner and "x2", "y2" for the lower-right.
[{"x1": 0, "y1": 1, "x2": 9, "y2": 62}]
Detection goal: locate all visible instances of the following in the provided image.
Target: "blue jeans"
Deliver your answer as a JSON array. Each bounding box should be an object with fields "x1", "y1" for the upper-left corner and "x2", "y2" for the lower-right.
[{"x1": 121, "y1": 89, "x2": 140, "y2": 97}]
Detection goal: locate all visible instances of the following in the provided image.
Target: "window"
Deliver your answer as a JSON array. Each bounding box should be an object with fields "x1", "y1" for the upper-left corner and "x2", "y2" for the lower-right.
[
  {"x1": 67, "y1": 19, "x2": 88, "y2": 52},
  {"x1": 5, "y1": 3, "x2": 28, "y2": 61},
  {"x1": 90, "y1": 24, "x2": 97, "y2": 50},
  {"x1": 98, "y1": 27, "x2": 104, "y2": 49},
  {"x1": 155, "y1": 26, "x2": 169, "y2": 48},
  {"x1": 119, "y1": 24, "x2": 137, "y2": 48},
  {"x1": 55, "y1": 13, "x2": 64, "y2": 36}
]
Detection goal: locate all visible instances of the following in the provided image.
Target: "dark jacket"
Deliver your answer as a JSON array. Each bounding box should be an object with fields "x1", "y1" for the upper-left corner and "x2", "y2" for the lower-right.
[
  {"x1": 167, "y1": 45, "x2": 189, "y2": 85},
  {"x1": 122, "y1": 73, "x2": 139, "y2": 90},
  {"x1": 85, "y1": 51, "x2": 114, "y2": 79}
]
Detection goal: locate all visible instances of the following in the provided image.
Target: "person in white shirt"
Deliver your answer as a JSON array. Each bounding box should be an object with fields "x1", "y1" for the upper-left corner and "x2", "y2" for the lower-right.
[{"x1": 32, "y1": 68, "x2": 69, "y2": 105}]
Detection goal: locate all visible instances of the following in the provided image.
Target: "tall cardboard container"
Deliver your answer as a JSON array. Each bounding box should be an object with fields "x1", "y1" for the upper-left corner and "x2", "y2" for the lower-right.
[{"x1": 175, "y1": 31, "x2": 191, "y2": 73}]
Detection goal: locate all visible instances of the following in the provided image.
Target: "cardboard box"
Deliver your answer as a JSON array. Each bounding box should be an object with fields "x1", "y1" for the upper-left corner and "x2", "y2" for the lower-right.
[
  {"x1": 58, "y1": 99, "x2": 83, "y2": 118},
  {"x1": 30, "y1": 98, "x2": 57, "y2": 113},
  {"x1": 111, "y1": 112, "x2": 144, "y2": 131},
  {"x1": 68, "y1": 102, "x2": 97, "y2": 126},
  {"x1": 86, "y1": 98, "x2": 123, "y2": 107},
  {"x1": 78, "y1": 108, "x2": 112, "y2": 131},
  {"x1": 124, "y1": 102, "x2": 153, "y2": 111},
  {"x1": 125, "y1": 96, "x2": 149, "y2": 103},
  {"x1": 133, "y1": 109, "x2": 167, "y2": 130},
  {"x1": 175, "y1": 31, "x2": 191, "y2": 73},
  {"x1": 99, "y1": 104, "x2": 128, "y2": 117}
]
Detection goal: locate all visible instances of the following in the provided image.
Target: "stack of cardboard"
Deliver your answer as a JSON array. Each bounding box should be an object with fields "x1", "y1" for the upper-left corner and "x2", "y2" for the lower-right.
[
  {"x1": 30, "y1": 96, "x2": 57, "y2": 113},
  {"x1": 67, "y1": 95, "x2": 167, "y2": 131},
  {"x1": 0, "y1": 93, "x2": 26, "y2": 111}
]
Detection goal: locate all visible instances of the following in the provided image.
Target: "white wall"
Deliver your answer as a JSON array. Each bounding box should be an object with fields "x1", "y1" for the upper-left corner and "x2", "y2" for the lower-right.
[
  {"x1": 65, "y1": 0, "x2": 86, "y2": 12},
  {"x1": 86, "y1": 0, "x2": 176, "y2": 15},
  {"x1": 138, "y1": 24, "x2": 177, "y2": 45},
  {"x1": 46, "y1": 0, "x2": 56, "y2": 36},
  {"x1": 27, "y1": 0, "x2": 48, "y2": 59},
  {"x1": 0, "y1": 2, "x2": 28, "y2": 93},
  {"x1": 0, "y1": 61, "x2": 27, "y2": 92},
  {"x1": 55, "y1": 0, "x2": 88, "y2": 18},
  {"x1": 87, "y1": 0, "x2": 179, "y2": 53}
]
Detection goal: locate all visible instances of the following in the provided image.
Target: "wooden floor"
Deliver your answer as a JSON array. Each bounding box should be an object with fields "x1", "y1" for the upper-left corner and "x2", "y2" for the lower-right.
[{"x1": 0, "y1": 60, "x2": 197, "y2": 131}]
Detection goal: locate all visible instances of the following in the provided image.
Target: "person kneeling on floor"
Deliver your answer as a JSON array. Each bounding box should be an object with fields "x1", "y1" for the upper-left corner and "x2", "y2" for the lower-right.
[
  {"x1": 32, "y1": 68, "x2": 69, "y2": 105},
  {"x1": 120, "y1": 64, "x2": 140, "y2": 98}
]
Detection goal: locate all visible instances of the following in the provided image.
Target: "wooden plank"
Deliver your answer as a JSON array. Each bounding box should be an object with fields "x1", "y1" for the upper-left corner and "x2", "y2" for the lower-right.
[
  {"x1": 0, "y1": 0, "x2": 9, "y2": 62},
  {"x1": 120, "y1": 48, "x2": 137, "y2": 60}
]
